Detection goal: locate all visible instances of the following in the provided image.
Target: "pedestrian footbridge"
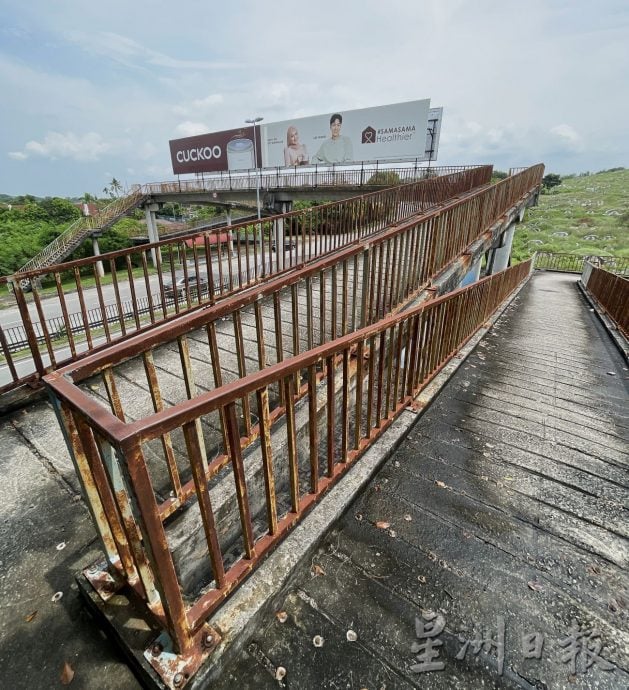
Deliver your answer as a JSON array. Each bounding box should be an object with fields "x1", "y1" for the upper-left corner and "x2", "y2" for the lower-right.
[{"x1": 3, "y1": 163, "x2": 626, "y2": 689}]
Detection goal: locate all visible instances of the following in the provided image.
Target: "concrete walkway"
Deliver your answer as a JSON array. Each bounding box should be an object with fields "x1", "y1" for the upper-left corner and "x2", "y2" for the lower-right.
[{"x1": 213, "y1": 271, "x2": 629, "y2": 689}]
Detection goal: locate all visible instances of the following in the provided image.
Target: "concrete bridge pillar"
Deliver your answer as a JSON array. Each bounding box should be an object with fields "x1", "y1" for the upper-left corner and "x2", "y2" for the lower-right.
[
  {"x1": 91, "y1": 234, "x2": 105, "y2": 278},
  {"x1": 491, "y1": 222, "x2": 516, "y2": 273},
  {"x1": 273, "y1": 202, "x2": 292, "y2": 271},
  {"x1": 144, "y1": 203, "x2": 160, "y2": 268},
  {"x1": 274, "y1": 216, "x2": 284, "y2": 271},
  {"x1": 459, "y1": 256, "x2": 482, "y2": 288},
  {"x1": 226, "y1": 208, "x2": 234, "y2": 255}
]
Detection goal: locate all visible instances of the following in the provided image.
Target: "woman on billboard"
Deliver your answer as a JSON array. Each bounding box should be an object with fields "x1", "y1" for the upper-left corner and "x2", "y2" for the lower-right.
[
  {"x1": 312, "y1": 113, "x2": 353, "y2": 164},
  {"x1": 284, "y1": 126, "x2": 309, "y2": 166}
]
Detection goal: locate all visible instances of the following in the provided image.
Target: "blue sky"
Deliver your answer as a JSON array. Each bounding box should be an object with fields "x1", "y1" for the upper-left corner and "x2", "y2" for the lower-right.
[{"x1": 1, "y1": 0, "x2": 628, "y2": 197}]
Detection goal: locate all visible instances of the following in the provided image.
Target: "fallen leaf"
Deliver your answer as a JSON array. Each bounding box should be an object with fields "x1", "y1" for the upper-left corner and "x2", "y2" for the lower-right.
[
  {"x1": 311, "y1": 564, "x2": 325, "y2": 577},
  {"x1": 375, "y1": 521, "x2": 390, "y2": 530},
  {"x1": 527, "y1": 580, "x2": 544, "y2": 592},
  {"x1": 25, "y1": 611, "x2": 37, "y2": 623},
  {"x1": 60, "y1": 661, "x2": 75, "y2": 685},
  {"x1": 435, "y1": 481, "x2": 447, "y2": 489}
]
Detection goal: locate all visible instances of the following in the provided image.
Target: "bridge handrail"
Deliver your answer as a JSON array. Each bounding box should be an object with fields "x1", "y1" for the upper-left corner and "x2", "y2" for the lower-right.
[
  {"x1": 137, "y1": 164, "x2": 485, "y2": 197},
  {"x1": 15, "y1": 165, "x2": 484, "y2": 277},
  {"x1": 534, "y1": 252, "x2": 629, "y2": 275},
  {"x1": 0, "y1": 164, "x2": 544, "y2": 395},
  {"x1": 581, "y1": 261, "x2": 629, "y2": 337},
  {"x1": 43, "y1": 259, "x2": 532, "y2": 661},
  {"x1": 47, "y1": 163, "x2": 544, "y2": 385}
]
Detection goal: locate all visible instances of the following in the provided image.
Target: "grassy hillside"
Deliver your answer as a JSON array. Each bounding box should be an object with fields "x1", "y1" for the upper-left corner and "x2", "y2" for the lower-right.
[{"x1": 512, "y1": 168, "x2": 629, "y2": 262}]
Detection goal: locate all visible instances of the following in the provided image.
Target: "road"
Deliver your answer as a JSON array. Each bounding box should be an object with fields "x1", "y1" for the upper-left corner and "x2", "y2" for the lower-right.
[
  {"x1": 0, "y1": 242, "x2": 315, "y2": 329},
  {"x1": 0, "y1": 243, "x2": 311, "y2": 387}
]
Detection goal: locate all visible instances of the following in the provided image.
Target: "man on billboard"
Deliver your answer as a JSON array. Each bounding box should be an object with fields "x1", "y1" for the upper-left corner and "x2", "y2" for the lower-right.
[{"x1": 312, "y1": 113, "x2": 354, "y2": 164}]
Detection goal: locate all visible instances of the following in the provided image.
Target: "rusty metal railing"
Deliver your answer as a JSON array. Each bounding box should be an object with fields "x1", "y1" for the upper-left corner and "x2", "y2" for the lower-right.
[
  {"x1": 139, "y1": 164, "x2": 485, "y2": 196},
  {"x1": 38, "y1": 162, "x2": 542, "y2": 541},
  {"x1": 581, "y1": 262, "x2": 629, "y2": 338},
  {"x1": 534, "y1": 252, "x2": 629, "y2": 275},
  {"x1": 44, "y1": 259, "x2": 532, "y2": 685},
  {"x1": 0, "y1": 166, "x2": 495, "y2": 395}
]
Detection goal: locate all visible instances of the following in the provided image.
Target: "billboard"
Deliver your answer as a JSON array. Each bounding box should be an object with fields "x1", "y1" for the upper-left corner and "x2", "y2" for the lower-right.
[
  {"x1": 169, "y1": 126, "x2": 262, "y2": 175},
  {"x1": 169, "y1": 99, "x2": 433, "y2": 174}
]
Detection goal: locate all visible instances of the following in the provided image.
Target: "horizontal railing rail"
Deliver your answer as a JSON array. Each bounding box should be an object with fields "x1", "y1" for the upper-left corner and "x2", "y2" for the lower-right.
[
  {"x1": 534, "y1": 252, "x2": 629, "y2": 275},
  {"x1": 140, "y1": 164, "x2": 486, "y2": 196},
  {"x1": 44, "y1": 260, "x2": 532, "y2": 666},
  {"x1": 0, "y1": 166, "x2": 497, "y2": 394},
  {"x1": 581, "y1": 262, "x2": 629, "y2": 338}
]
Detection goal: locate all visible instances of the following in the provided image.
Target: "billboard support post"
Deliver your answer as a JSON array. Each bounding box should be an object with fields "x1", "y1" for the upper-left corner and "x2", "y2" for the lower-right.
[{"x1": 245, "y1": 116, "x2": 264, "y2": 255}]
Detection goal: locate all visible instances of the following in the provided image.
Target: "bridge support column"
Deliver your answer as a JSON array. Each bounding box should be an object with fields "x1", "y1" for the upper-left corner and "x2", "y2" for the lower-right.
[
  {"x1": 459, "y1": 256, "x2": 482, "y2": 288},
  {"x1": 226, "y1": 208, "x2": 234, "y2": 255},
  {"x1": 91, "y1": 235, "x2": 105, "y2": 278},
  {"x1": 491, "y1": 222, "x2": 516, "y2": 273},
  {"x1": 144, "y1": 203, "x2": 160, "y2": 268},
  {"x1": 274, "y1": 201, "x2": 292, "y2": 271},
  {"x1": 274, "y1": 216, "x2": 284, "y2": 271}
]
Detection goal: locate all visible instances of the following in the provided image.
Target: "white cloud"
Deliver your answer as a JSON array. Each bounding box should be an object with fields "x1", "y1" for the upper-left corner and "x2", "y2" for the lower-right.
[
  {"x1": 191, "y1": 94, "x2": 224, "y2": 109},
  {"x1": 173, "y1": 93, "x2": 224, "y2": 118},
  {"x1": 10, "y1": 131, "x2": 112, "y2": 161},
  {"x1": 66, "y1": 31, "x2": 242, "y2": 72},
  {"x1": 174, "y1": 121, "x2": 209, "y2": 137},
  {"x1": 549, "y1": 124, "x2": 583, "y2": 152}
]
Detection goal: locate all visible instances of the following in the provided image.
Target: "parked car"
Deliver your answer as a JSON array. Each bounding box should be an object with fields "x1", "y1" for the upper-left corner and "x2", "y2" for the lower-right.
[{"x1": 164, "y1": 272, "x2": 209, "y2": 299}]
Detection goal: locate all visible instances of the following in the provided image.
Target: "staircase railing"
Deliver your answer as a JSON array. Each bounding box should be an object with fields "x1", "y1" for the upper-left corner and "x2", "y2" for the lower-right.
[{"x1": 18, "y1": 188, "x2": 148, "y2": 275}]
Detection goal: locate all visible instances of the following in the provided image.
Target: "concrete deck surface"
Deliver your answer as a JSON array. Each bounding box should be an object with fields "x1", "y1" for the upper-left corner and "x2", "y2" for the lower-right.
[{"x1": 0, "y1": 270, "x2": 627, "y2": 689}]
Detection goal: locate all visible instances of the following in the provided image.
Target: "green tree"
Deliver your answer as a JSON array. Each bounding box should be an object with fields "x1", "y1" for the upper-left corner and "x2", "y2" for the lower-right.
[
  {"x1": 367, "y1": 171, "x2": 401, "y2": 186},
  {"x1": 491, "y1": 170, "x2": 509, "y2": 183},
  {"x1": 39, "y1": 197, "x2": 81, "y2": 224},
  {"x1": 542, "y1": 173, "x2": 562, "y2": 190},
  {"x1": 103, "y1": 177, "x2": 124, "y2": 199}
]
